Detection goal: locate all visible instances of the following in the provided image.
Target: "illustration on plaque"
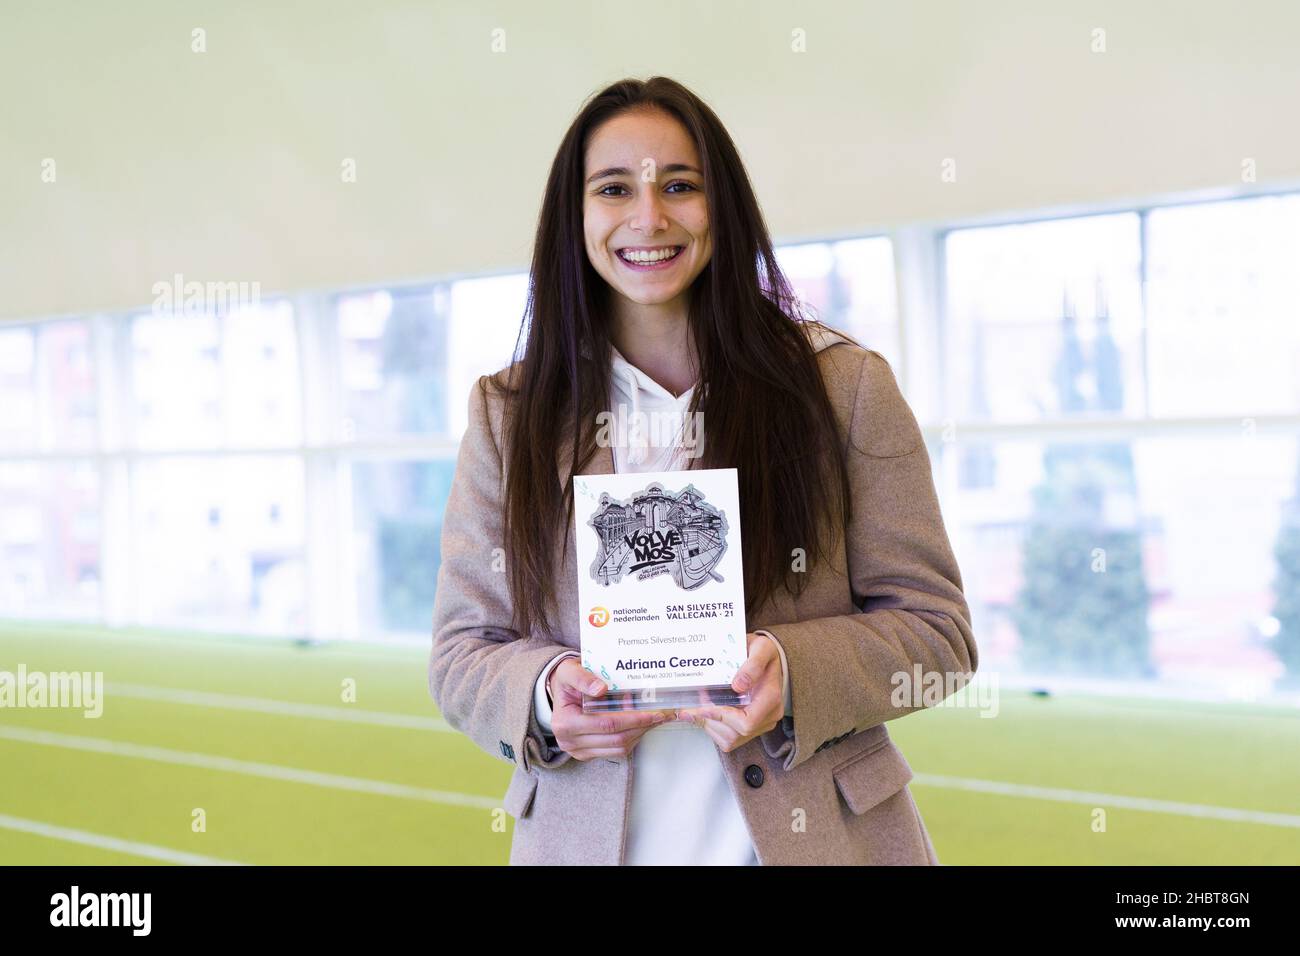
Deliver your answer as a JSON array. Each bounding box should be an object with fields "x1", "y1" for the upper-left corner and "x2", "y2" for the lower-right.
[{"x1": 586, "y1": 481, "x2": 728, "y2": 589}]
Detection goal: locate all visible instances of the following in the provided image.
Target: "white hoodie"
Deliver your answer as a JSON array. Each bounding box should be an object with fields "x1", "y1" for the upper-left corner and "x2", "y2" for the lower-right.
[{"x1": 533, "y1": 322, "x2": 852, "y2": 864}]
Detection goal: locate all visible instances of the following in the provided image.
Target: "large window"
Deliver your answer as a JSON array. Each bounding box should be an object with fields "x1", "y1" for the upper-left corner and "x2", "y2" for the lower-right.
[
  {"x1": 943, "y1": 212, "x2": 1145, "y2": 421},
  {"x1": 938, "y1": 194, "x2": 1300, "y2": 694},
  {"x1": 0, "y1": 319, "x2": 100, "y2": 620},
  {"x1": 776, "y1": 235, "x2": 901, "y2": 368},
  {"x1": 1145, "y1": 193, "x2": 1300, "y2": 418},
  {"x1": 0, "y1": 461, "x2": 100, "y2": 619},
  {"x1": 337, "y1": 288, "x2": 448, "y2": 441},
  {"x1": 131, "y1": 457, "x2": 306, "y2": 633},
  {"x1": 937, "y1": 434, "x2": 1296, "y2": 695},
  {"x1": 349, "y1": 460, "x2": 457, "y2": 636},
  {"x1": 131, "y1": 303, "x2": 301, "y2": 448},
  {"x1": 330, "y1": 275, "x2": 524, "y2": 638},
  {"x1": 0, "y1": 320, "x2": 96, "y2": 450}
]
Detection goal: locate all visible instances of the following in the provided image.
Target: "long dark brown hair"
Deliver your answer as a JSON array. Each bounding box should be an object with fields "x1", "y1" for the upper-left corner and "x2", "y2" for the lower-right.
[{"x1": 491, "y1": 76, "x2": 856, "y2": 639}]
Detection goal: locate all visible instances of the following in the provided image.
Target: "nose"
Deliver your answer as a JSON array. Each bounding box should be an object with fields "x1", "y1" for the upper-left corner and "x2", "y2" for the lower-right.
[{"x1": 630, "y1": 184, "x2": 668, "y2": 235}]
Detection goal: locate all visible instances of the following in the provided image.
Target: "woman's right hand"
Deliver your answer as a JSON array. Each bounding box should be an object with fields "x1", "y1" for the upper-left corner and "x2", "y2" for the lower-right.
[{"x1": 547, "y1": 658, "x2": 671, "y2": 760}]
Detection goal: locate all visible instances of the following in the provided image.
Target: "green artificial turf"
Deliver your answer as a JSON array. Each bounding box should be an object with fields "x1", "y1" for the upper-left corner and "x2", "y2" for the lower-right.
[{"x1": 1, "y1": 623, "x2": 1297, "y2": 865}]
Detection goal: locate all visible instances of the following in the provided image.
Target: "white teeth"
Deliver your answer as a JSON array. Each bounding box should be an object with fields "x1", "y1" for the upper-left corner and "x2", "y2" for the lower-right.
[{"x1": 618, "y1": 246, "x2": 681, "y2": 264}]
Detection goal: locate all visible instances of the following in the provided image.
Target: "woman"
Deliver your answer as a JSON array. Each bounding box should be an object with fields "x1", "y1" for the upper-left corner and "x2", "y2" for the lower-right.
[{"x1": 429, "y1": 76, "x2": 977, "y2": 865}]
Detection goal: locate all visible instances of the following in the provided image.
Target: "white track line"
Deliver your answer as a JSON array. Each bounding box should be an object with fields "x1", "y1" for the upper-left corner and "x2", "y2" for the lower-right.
[
  {"x1": 11, "y1": 718, "x2": 1294, "y2": 832},
  {"x1": 912, "y1": 773, "x2": 1300, "y2": 829},
  {"x1": 0, "y1": 726, "x2": 499, "y2": 811},
  {"x1": 0, "y1": 812, "x2": 248, "y2": 865},
  {"x1": 105, "y1": 682, "x2": 452, "y2": 731}
]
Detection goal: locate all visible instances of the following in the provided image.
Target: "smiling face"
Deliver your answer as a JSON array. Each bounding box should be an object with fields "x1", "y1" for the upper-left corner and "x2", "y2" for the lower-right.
[{"x1": 582, "y1": 108, "x2": 712, "y2": 312}]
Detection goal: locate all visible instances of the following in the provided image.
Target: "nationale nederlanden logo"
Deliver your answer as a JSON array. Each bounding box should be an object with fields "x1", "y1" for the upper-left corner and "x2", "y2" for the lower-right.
[
  {"x1": 586, "y1": 481, "x2": 728, "y2": 590},
  {"x1": 588, "y1": 606, "x2": 610, "y2": 627}
]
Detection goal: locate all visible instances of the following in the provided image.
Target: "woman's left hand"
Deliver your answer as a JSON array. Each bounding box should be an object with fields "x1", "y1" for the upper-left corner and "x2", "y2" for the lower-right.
[{"x1": 675, "y1": 632, "x2": 785, "y2": 753}]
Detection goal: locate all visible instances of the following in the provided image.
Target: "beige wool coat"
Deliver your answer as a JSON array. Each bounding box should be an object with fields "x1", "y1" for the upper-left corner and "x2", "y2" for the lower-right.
[{"x1": 429, "y1": 336, "x2": 979, "y2": 865}]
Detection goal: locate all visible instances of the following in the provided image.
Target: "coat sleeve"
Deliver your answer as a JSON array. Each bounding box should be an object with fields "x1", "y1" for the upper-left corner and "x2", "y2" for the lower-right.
[
  {"x1": 758, "y1": 348, "x2": 978, "y2": 772},
  {"x1": 428, "y1": 375, "x2": 574, "y2": 772}
]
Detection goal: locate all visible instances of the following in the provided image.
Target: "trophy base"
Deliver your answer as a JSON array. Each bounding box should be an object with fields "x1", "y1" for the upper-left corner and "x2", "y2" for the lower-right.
[{"x1": 581, "y1": 682, "x2": 751, "y2": 714}]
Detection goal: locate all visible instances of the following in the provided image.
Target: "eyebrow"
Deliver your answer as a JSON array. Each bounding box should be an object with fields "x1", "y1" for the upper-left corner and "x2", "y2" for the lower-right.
[{"x1": 585, "y1": 163, "x2": 702, "y2": 185}]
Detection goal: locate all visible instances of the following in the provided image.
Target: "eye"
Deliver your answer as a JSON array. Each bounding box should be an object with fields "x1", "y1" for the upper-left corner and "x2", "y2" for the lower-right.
[
  {"x1": 597, "y1": 183, "x2": 629, "y2": 197},
  {"x1": 666, "y1": 181, "x2": 698, "y2": 194}
]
